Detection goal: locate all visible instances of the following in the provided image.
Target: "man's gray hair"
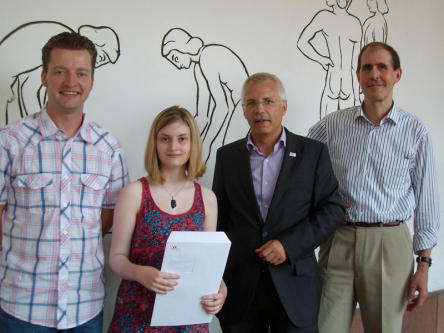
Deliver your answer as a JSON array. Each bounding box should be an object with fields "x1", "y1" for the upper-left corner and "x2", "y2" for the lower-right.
[{"x1": 241, "y1": 72, "x2": 287, "y2": 102}]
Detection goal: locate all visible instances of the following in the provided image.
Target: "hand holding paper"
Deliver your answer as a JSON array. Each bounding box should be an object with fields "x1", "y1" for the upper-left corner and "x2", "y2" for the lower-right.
[
  {"x1": 201, "y1": 280, "x2": 227, "y2": 314},
  {"x1": 150, "y1": 231, "x2": 231, "y2": 326},
  {"x1": 135, "y1": 265, "x2": 180, "y2": 294}
]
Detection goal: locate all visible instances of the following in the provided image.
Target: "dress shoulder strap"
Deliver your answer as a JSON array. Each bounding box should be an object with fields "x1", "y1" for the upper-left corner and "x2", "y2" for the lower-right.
[
  {"x1": 193, "y1": 181, "x2": 205, "y2": 214},
  {"x1": 138, "y1": 177, "x2": 149, "y2": 193},
  {"x1": 137, "y1": 177, "x2": 152, "y2": 208}
]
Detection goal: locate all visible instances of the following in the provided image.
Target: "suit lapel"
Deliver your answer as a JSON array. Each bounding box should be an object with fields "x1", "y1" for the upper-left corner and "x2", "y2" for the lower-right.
[
  {"x1": 265, "y1": 130, "x2": 302, "y2": 223},
  {"x1": 234, "y1": 140, "x2": 265, "y2": 225}
]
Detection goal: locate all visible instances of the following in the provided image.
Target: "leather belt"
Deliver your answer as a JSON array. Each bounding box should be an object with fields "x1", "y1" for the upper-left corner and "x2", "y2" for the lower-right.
[{"x1": 342, "y1": 221, "x2": 403, "y2": 227}]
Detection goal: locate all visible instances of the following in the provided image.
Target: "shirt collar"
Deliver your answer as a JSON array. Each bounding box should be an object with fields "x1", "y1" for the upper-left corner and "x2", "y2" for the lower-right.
[
  {"x1": 354, "y1": 103, "x2": 400, "y2": 125},
  {"x1": 246, "y1": 127, "x2": 287, "y2": 154},
  {"x1": 38, "y1": 108, "x2": 92, "y2": 143}
]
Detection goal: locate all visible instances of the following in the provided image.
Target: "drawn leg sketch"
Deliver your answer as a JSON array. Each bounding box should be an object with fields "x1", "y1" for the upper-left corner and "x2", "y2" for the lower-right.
[
  {"x1": 0, "y1": 21, "x2": 120, "y2": 125},
  {"x1": 161, "y1": 28, "x2": 249, "y2": 163},
  {"x1": 362, "y1": 0, "x2": 389, "y2": 45},
  {"x1": 297, "y1": 0, "x2": 362, "y2": 118}
]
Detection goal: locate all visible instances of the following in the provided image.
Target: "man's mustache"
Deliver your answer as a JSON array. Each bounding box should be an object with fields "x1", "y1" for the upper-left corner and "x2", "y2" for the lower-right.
[{"x1": 253, "y1": 113, "x2": 271, "y2": 121}]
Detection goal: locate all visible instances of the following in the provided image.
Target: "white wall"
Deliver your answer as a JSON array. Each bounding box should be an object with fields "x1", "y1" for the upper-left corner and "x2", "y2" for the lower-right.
[{"x1": 1, "y1": 0, "x2": 443, "y2": 330}]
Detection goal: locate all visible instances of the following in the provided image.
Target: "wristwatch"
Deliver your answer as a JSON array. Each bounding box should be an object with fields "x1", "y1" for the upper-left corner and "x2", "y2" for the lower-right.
[{"x1": 416, "y1": 256, "x2": 432, "y2": 267}]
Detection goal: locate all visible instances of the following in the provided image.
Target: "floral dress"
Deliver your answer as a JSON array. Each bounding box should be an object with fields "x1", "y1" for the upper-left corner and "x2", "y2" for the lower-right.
[{"x1": 108, "y1": 177, "x2": 208, "y2": 333}]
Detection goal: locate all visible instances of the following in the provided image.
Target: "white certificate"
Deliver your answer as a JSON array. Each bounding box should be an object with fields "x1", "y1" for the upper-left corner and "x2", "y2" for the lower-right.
[{"x1": 150, "y1": 231, "x2": 231, "y2": 326}]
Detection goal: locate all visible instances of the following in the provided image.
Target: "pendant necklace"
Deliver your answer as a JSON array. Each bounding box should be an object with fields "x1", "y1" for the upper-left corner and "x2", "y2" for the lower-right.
[{"x1": 162, "y1": 180, "x2": 187, "y2": 209}]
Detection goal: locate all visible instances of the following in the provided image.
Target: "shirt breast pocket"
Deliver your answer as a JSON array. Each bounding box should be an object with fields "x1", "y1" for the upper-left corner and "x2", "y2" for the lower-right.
[
  {"x1": 13, "y1": 173, "x2": 56, "y2": 216},
  {"x1": 78, "y1": 174, "x2": 110, "y2": 222},
  {"x1": 80, "y1": 173, "x2": 109, "y2": 203},
  {"x1": 381, "y1": 153, "x2": 412, "y2": 189}
]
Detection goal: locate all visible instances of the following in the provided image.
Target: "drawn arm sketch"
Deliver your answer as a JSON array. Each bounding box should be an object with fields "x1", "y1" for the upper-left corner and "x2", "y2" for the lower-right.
[
  {"x1": 161, "y1": 28, "x2": 249, "y2": 163},
  {"x1": 0, "y1": 21, "x2": 120, "y2": 125},
  {"x1": 362, "y1": 0, "x2": 389, "y2": 45},
  {"x1": 297, "y1": 0, "x2": 362, "y2": 118}
]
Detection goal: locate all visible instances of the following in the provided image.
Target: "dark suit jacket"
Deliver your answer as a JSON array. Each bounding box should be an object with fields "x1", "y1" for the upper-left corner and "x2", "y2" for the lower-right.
[{"x1": 212, "y1": 128, "x2": 344, "y2": 327}]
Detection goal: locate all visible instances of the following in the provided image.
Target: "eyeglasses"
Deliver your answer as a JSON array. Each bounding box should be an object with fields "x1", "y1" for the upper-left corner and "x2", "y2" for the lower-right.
[{"x1": 243, "y1": 98, "x2": 280, "y2": 110}]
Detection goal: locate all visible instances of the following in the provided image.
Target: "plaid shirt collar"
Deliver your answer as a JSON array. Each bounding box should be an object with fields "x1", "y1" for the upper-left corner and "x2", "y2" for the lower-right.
[{"x1": 38, "y1": 108, "x2": 93, "y2": 143}]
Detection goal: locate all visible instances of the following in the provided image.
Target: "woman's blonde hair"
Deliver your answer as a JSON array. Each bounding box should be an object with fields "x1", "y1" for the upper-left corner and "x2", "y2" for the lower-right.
[{"x1": 144, "y1": 106, "x2": 206, "y2": 184}]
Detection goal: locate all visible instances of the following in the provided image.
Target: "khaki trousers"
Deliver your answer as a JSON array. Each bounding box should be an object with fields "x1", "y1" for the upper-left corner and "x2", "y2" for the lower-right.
[{"x1": 318, "y1": 223, "x2": 414, "y2": 333}]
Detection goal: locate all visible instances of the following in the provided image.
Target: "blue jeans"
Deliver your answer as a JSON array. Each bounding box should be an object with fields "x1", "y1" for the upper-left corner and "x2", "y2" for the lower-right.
[{"x1": 0, "y1": 306, "x2": 103, "y2": 333}]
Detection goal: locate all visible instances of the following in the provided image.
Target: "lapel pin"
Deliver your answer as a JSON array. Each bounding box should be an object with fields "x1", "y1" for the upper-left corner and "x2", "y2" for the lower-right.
[{"x1": 289, "y1": 152, "x2": 296, "y2": 158}]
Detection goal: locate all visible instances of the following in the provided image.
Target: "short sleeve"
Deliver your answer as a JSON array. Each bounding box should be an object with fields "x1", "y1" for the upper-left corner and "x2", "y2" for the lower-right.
[{"x1": 102, "y1": 148, "x2": 129, "y2": 208}]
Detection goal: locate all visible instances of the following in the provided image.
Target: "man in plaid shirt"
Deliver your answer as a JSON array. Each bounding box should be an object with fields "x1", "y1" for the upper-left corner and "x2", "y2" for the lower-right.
[{"x1": 0, "y1": 32, "x2": 128, "y2": 332}]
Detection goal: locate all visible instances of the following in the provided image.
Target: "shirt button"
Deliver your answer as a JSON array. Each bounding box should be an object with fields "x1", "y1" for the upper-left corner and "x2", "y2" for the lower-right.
[
  {"x1": 63, "y1": 202, "x2": 70, "y2": 209},
  {"x1": 264, "y1": 181, "x2": 268, "y2": 185},
  {"x1": 262, "y1": 231, "x2": 268, "y2": 238},
  {"x1": 63, "y1": 230, "x2": 68, "y2": 235},
  {"x1": 264, "y1": 204, "x2": 269, "y2": 208}
]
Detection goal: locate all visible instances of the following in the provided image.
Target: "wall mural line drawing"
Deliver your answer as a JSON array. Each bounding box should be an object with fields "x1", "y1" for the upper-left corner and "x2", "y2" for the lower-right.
[
  {"x1": 161, "y1": 28, "x2": 249, "y2": 163},
  {"x1": 0, "y1": 21, "x2": 120, "y2": 125},
  {"x1": 362, "y1": 0, "x2": 389, "y2": 45},
  {"x1": 297, "y1": 0, "x2": 362, "y2": 119}
]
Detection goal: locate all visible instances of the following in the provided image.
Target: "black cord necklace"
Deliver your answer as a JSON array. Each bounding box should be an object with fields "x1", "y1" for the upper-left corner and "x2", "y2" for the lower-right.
[{"x1": 162, "y1": 180, "x2": 187, "y2": 209}]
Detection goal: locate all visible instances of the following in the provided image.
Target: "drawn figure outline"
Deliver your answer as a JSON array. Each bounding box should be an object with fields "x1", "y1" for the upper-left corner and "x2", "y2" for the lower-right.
[
  {"x1": 0, "y1": 21, "x2": 120, "y2": 125},
  {"x1": 298, "y1": 0, "x2": 362, "y2": 118},
  {"x1": 162, "y1": 27, "x2": 249, "y2": 163}
]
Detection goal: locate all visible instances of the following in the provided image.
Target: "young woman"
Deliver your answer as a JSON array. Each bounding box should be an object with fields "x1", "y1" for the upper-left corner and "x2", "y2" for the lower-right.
[{"x1": 108, "y1": 106, "x2": 227, "y2": 332}]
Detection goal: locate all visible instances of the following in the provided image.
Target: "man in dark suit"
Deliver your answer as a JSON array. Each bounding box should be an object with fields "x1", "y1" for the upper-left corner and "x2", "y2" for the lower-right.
[{"x1": 212, "y1": 72, "x2": 344, "y2": 333}]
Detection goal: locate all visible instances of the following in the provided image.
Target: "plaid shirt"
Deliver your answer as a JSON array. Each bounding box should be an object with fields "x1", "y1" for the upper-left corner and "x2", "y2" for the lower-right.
[{"x1": 0, "y1": 109, "x2": 128, "y2": 329}]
